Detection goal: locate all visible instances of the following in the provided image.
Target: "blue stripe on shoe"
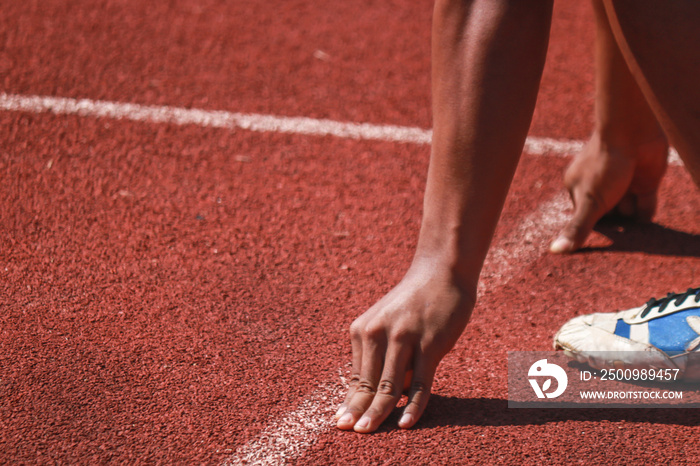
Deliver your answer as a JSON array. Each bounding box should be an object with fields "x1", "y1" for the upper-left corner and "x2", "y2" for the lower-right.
[
  {"x1": 614, "y1": 319, "x2": 631, "y2": 339},
  {"x1": 648, "y1": 307, "x2": 700, "y2": 354}
]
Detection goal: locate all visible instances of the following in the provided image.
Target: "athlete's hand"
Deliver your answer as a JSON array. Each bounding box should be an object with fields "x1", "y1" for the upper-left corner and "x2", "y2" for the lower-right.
[
  {"x1": 335, "y1": 260, "x2": 475, "y2": 433},
  {"x1": 550, "y1": 137, "x2": 668, "y2": 254}
]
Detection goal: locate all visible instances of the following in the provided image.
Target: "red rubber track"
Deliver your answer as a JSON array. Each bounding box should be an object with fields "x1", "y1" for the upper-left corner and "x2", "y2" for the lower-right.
[{"x1": 1, "y1": 0, "x2": 699, "y2": 464}]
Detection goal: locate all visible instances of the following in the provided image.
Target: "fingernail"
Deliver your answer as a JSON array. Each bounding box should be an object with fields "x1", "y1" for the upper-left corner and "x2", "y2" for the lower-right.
[
  {"x1": 550, "y1": 237, "x2": 573, "y2": 254},
  {"x1": 337, "y1": 412, "x2": 353, "y2": 426},
  {"x1": 354, "y1": 416, "x2": 370, "y2": 430},
  {"x1": 335, "y1": 406, "x2": 346, "y2": 419},
  {"x1": 399, "y1": 413, "x2": 414, "y2": 428}
]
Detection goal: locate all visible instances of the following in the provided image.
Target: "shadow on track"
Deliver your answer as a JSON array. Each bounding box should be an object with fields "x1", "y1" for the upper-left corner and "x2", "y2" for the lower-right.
[
  {"x1": 408, "y1": 394, "x2": 700, "y2": 429},
  {"x1": 581, "y1": 221, "x2": 700, "y2": 257}
]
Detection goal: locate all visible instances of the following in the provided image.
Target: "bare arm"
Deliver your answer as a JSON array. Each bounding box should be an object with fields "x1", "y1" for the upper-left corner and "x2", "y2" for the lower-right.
[
  {"x1": 336, "y1": 0, "x2": 553, "y2": 433},
  {"x1": 422, "y1": 0, "x2": 553, "y2": 285}
]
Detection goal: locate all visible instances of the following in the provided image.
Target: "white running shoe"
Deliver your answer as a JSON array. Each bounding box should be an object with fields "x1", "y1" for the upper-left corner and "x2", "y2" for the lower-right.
[{"x1": 554, "y1": 287, "x2": 700, "y2": 381}]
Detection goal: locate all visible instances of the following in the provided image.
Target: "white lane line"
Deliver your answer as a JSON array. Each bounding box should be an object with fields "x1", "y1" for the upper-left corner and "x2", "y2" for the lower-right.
[
  {"x1": 1, "y1": 92, "x2": 683, "y2": 163},
  {"x1": 220, "y1": 384, "x2": 343, "y2": 466},
  {"x1": 1, "y1": 92, "x2": 684, "y2": 164},
  {"x1": 0, "y1": 92, "x2": 432, "y2": 143},
  {"x1": 479, "y1": 191, "x2": 570, "y2": 294},
  {"x1": 221, "y1": 191, "x2": 572, "y2": 465},
  {"x1": 0, "y1": 92, "x2": 581, "y2": 155}
]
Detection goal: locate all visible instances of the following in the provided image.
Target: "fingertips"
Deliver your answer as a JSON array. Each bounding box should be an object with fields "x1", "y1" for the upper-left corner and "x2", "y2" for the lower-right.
[
  {"x1": 550, "y1": 224, "x2": 585, "y2": 254},
  {"x1": 399, "y1": 384, "x2": 430, "y2": 429},
  {"x1": 398, "y1": 412, "x2": 415, "y2": 429},
  {"x1": 336, "y1": 396, "x2": 374, "y2": 431},
  {"x1": 399, "y1": 360, "x2": 435, "y2": 430},
  {"x1": 351, "y1": 380, "x2": 402, "y2": 433},
  {"x1": 336, "y1": 410, "x2": 357, "y2": 430},
  {"x1": 335, "y1": 396, "x2": 358, "y2": 430},
  {"x1": 352, "y1": 343, "x2": 413, "y2": 433},
  {"x1": 550, "y1": 189, "x2": 603, "y2": 254},
  {"x1": 336, "y1": 372, "x2": 359, "y2": 421},
  {"x1": 334, "y1": 404, "x2": 347, "y2": 420},
  {"x1": 336, "y1": 386, "x2": 374, "y2": 430},
  {"x1": 549, "y1": 235, "x2": 575, "y2": 254},
  {"x1": 336, "y1": 384, "x2": 371, "y2": 430},
  {"x1": 337, "y1": 349, "x2": 385, "y2": 431}
]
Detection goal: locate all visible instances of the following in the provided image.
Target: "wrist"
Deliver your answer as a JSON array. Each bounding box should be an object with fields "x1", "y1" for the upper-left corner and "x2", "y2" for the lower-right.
[{"x1": 411, "y1": 229, "x2": 482, "y2": 298}]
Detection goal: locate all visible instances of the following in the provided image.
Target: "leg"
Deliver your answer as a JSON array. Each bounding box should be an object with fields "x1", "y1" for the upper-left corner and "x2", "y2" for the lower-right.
[
  {"x1": 602, "y1": 0, "x2": 700, "y2": 187},
  {"x1": 550, "y1": 0, "x2": 669, "y2": 254},
  {"x1": 336, "y1": 0, "x2": 553, "y2": 433}
]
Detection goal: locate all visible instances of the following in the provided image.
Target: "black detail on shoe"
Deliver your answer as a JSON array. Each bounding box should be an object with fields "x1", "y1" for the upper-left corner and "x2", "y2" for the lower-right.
[{"x1": 640, "y1": 287, "x2": 700, "y2": 318}]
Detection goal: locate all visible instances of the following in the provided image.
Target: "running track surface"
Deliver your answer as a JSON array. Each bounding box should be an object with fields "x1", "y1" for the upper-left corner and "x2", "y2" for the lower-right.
[{"x1": 1, "y1": 1, "x2": 699, "y2": 464}]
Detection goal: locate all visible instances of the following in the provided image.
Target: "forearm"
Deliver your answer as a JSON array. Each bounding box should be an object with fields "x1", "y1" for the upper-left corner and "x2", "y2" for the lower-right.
[{"x1": 416, "y1": 0, "x2": 553, "y2": 290}]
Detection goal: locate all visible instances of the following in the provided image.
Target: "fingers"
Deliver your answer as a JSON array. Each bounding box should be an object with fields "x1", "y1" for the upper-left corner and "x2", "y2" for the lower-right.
[
  {"x1": 335, "y1": 270, "x2": 469, "y2": 433},
  {"x1": 351, "y1": 342, "x2": 412, "y2": 433},
  {"x1": 399, "y1": 355, "x2": 435, "y2": 429},
  {"x1": 550, "y1": 134, "x2": 667, "y2": 254},
  {"x1": 336, "y1": 325, "x2": 385, "y2": 430},
  {"x1": 550, "y1": 185, "x2": 659, "y2": 255},
  {"x1": 550, "y1": 186, "x2": 606, "y2": 254},
  {"x1": 337, "y1": 333, "x2": 436, "y2": 433},
  {"x1": 335, "y1": 323, "x2": 364, "y2": 421},
  {"x1": 337, "y1": 321, "x2": 433, "y2": 433}
]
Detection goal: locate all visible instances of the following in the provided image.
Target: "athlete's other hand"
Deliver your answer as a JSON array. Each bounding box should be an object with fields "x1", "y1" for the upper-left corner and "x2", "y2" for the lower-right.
[{"x1": 550, "y1": 136, "x2": 668, "y2": 254}]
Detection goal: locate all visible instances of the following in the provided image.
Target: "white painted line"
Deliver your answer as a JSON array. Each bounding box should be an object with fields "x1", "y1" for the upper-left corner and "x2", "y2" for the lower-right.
[
  {"x1": 0, "y1": 92, "x2": 432, "y2": 143},
  {"x1": 669, "y1": 148, "x2": 682, "y2": 166},
  {"x1": 221, "y1": 384, "x2": 343, "y2": 466},
  {"x1": 523, "y1": 137, "x2": 582, "y2": 156},
  {"x1": 1, "y1": 92, "x2": 684, "y2": 165},
  {"x1": 0, "y1": 92, "x2": 584, "y2": 155},
  {"x1": 479, "y1": 191, "x2": 570, "y2": 294}
]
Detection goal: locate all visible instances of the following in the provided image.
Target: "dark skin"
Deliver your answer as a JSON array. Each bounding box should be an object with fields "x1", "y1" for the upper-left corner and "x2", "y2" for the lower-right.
[
  {"x1": 336, "y1": 0, "x2": 554, "y2": 433},
  {"x1": 550, "y1": 0, "x2": 668, "y2": 254},
  {"x1": 337, "y1": 0, "x2": 700, "y2": 433}
]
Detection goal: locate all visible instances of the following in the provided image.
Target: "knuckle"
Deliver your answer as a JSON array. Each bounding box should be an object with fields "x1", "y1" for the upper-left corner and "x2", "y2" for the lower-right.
[
  {"x1": 350, "y1": 320, "x2": 386, "y2": 342},
  {"x1": 405, "y1": 381, "x2": 431, "y2": 412},
  {"x1": 349, "y1": 321, "x2": 363, "y2": 339},
  {"x1": 377, "y1": 379, "x2": 400, "y2": 397},
  {"x1": 405, "y1": 399, "x2": 423, "y2": 413},
  {"x1": 362, "y1": 323, "x2": 384, "y2": 341},
  {"x1": 348, "y1": 373, "x2": 362, "y2": 387},
  {"x1": 405, "y1": 399, "x2": 421, "y2": 411},
  {"x1": 389, "y1": 327, "x2": 416, "y2": 344},
  {"x1": 409, "y1": 380, "x2": 429, "y2": 395},
  {"x1": 355, "y1": 379, "x2": 377, "y2": 396},
  {"x1": 418, "y1": 334, "x2": 440, "y2": 353}
]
